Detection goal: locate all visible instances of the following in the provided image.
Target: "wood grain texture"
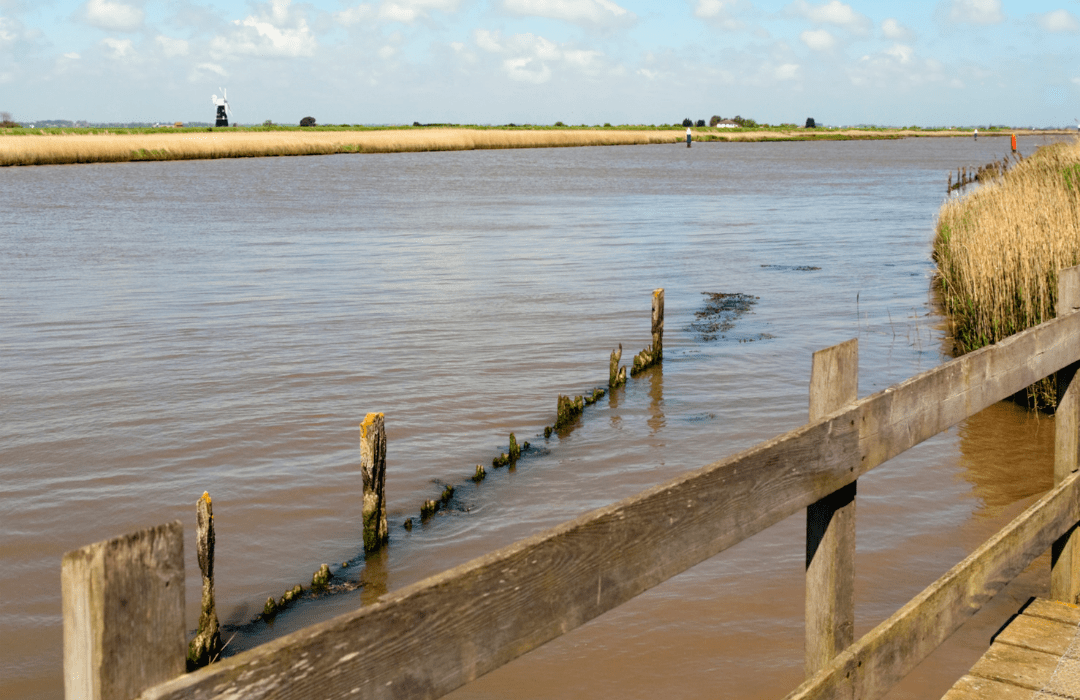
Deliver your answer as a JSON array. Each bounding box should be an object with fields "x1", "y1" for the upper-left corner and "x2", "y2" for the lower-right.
[
  {"x1": 1025, "y1": 598, "x2": 1080, "y2": 626},
  {"x1": 138, "y1": 308, "x2": 1080, "y2": 700},
  {"x1": 968, "y1": 643, "x2": 1060, "y2": 690},
  {"x1": 63, "y1": 521, "x2": 185, "y2": 700},
  {"x1": 1053, "y1": 267, "x2": 1080, "y2": 603},
  {"x1": 992, "y1": 613, "x2": 1079, "y2": 657},
  {"x1": 785, "y1": 472, "x2": 1080, "y2": 700},
  {"x1": 361, "y1": 413, "x2": 388, "y2": 552},
  {"x1": 940, "y1": 674, "x2": 1037, "y2": 700},
  {"x1": 806, "y1": 339, "x2": 859, "y2": 676}
]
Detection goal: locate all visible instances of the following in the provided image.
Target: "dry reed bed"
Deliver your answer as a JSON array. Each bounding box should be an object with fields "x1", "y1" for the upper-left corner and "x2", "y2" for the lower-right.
[
  {"x1": 0, "y1": 129, "x2": 686, "y2": 166},
  {"x1": 2, "y1": 127, "x2": 1044, "y2": 167},
  {"x1": 934, "y1": 138, "x2": 1080, "y2": 407}
]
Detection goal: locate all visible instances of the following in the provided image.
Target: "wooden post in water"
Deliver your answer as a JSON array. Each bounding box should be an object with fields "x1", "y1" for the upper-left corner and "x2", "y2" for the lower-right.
[
  {"x1": 361, "y1": 413, "x2": 388, "y2": 552},
  {"x1": 1052, "y1": 265, "x2": 1080, "y2": 603},
  {"x1": 652, "y1": 288, "x2": 664, "y2": 362},
  {"x1": 805, "y1": 338, "x2": 858, "y2": 677},
  {"x1": 631, "y1": 288, "x2": 665, "y2": 376},
  {"x1": 187, "y1": 492, "x2": 221, "y2": 669},
  {"x1": 62, "y1": 521, "x2": 185, "y2": 700}
]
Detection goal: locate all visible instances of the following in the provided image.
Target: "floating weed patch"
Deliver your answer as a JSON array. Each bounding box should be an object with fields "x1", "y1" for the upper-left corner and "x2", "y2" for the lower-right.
[
  {"x1": 688, "y1": 292, "x2": 758, "y2": 342},
  {"x1": 760, "y1": 264, "x2": 821, "y2": 271}
]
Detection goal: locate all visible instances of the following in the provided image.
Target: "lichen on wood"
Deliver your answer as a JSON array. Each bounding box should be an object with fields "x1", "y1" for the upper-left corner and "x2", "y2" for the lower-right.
[
  {"x1": 360, "y1": 413, "x2": 388, "y2": 553},
  {"x1": 187, "y1": 492, "x2": 222, "y2": 670}
]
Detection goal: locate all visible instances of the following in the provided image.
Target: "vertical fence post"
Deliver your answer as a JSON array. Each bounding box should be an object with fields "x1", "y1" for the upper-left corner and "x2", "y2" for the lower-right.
[
  {"x1": 1052, "y1": 265, "x2": 1080, "y2": 603},
  {"x1": 361, "y1": 412, "x2": 388, "y2": 552},
  {"x1": 805, "y1": 338, "x2": 858, "y2": 677},
  {"x1": 62, "y1": 521, "x2": 185, "y2": 700}
]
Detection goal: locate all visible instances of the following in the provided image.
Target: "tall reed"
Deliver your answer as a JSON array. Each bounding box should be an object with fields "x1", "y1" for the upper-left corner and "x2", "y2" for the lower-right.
[
  {"x1": 933, "y1": 139, "x2": 1080, "y2": 408},
  {"x1": 0, "y1": 128, "x2": 684, "y2": 166}
]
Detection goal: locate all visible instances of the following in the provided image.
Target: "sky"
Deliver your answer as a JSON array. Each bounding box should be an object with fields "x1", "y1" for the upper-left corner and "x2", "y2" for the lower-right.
[{"x1": 1, "y1": 0, "x2": 1079, "y2": 126}]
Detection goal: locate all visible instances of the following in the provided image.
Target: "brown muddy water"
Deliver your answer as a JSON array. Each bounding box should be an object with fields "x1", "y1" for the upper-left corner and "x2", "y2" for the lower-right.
[{"x1": 0, "y1": 135, "x2": 1070, "y2": 699}]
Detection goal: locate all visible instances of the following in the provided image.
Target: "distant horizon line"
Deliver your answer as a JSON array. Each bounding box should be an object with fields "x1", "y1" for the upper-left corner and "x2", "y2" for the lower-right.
[{"x1": 8, "y1": 120, "x2": 1080, "y2": 131}]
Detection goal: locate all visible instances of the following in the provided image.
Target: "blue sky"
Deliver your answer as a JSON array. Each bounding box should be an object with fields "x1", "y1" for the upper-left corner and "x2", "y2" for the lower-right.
[{"x1": 2, "y1": 0, "x2": 1079, "y2": 126}]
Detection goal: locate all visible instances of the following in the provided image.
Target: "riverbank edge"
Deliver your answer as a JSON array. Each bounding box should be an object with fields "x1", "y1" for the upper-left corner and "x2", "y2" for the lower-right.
[{"x1": 3, "y1": 127, "x2": 1074, "y2": 167}]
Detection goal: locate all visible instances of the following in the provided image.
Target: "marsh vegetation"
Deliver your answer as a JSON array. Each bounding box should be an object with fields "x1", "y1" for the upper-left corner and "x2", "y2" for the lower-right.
[{"x1": 934, "y1": 139, "x2": 1080, "y2": 407}]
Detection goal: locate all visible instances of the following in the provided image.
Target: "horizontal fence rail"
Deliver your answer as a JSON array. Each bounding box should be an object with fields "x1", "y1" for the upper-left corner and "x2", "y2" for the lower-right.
[{"x1": 126, "y1": 268, "x2": 1080, "y2": 700}]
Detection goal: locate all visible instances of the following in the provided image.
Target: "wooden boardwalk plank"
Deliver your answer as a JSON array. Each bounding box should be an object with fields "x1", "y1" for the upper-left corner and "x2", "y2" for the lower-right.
[
  {"x1": 941, "y1": 599, "x2": 1080, "y2": 699},
  {"x1": 941, "y1": 674, "x2": 1035, "y2": 700},
  {"x1": 968, "y1": 642, "x2": 1060, "y2": 690}
]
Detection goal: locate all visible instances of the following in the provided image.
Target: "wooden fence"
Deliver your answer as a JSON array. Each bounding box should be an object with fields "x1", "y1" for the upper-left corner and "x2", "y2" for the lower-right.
[{"x1": 63, "y1": 266, "x2": 1080, "y2": 700}]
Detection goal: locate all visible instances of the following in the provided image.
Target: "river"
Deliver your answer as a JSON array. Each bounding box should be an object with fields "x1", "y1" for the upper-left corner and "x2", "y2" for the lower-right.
[{"x1": 0, "y1": 134, "x2": 1068, "y2": 699}]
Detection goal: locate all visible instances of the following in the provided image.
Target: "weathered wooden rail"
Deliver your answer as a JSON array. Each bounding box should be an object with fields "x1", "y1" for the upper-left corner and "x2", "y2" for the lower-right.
[{"x1": 64, "y1": 267, "x2": 1080, "y2": 700}]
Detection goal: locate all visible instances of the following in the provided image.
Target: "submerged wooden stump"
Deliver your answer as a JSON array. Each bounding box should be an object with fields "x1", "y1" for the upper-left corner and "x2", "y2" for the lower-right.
[
  {"x1": 609, "y1": 344, "x2": 626, "y2": 388},
  {"x1": 631, "y1": 289, "x2": 664, "y2": 376},
  {"x1": 187, "y1": 492, "x2": 222, "y2": 670},
  {"x1": 361, "y1": 413, "x2": 388, "y2": 552}
]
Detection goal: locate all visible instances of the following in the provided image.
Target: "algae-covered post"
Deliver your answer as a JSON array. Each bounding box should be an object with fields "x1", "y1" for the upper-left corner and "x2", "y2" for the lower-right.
[
  {"x1": 187, "y1": 492, "x2": 222, "y2": 670},
  {"x1": 61, "y1": 521, "x2": 185, "y2": 700},
  {"x1": 630, "y1": 288, "x2": 665, "y2": 376},
  {"x1": 804, "y1": 338, "x2": 859, "y2": 677},
  {"x1": 609, "y1": 344, "x2": 626, "y2": 388},
  {"x1": 1052, "y1": 265, "x2": 1080, "y2": 604},
  {"x1": 361, "y1": 413, "x2": 388, "y2": 552}
]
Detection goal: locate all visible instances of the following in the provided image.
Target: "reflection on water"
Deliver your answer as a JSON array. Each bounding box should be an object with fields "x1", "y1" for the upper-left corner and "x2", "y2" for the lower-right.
[
  {"x1": 647, "y1": 364, "x2": 665, "y2": 436},
  {"x1": 956, "y1": 401, "x2": 1054, "y2": 518}
]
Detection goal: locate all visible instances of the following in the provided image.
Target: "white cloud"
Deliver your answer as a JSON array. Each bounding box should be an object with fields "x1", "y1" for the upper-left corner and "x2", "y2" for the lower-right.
[
  {"x1": 502, "y1": 0, "x2": 635, "y2": 27},
  {"x1": 63, "y1": 52, "x2": 81, "y2": 59},
  {"x1": 1037, "y1": 10, "x2": 1080, "y2": 33},
  {"x1": 379, "y1": 0, "x2": 460, "y2": 23},
  {"x1": 791, "y1": 0, "x2": 870, "y2": 35},
  {"x1": 474, "y1": 28, "x2": 503, "y2": 52},
  {"x1": 694, "y1": 0, "x2": 745, "y2": 30},
  {"x1": 948, "y1": 0, "x2": 1003, "y2": 25},
  {"x1": 800, "y1": 28, "x2": 835, "y2": 50},
  {"x1": 188, "y1": 62, "x2": 227, "y2": 82},
  {"x1": 378, "y1": 45, "x2": 396, "y2": 59},
  {"x1": 472, "y1": 29, "x2": 609, "y2": 83},
  {"x1": 885, "y1": 43, "x2": 913, "y2": 64},
  {"x1": 0, "y1": 17, "x2": 17, "y2": 49},
  {"x1": 156, "y1": 35, "x2": 189, "y2": 57},
  {"x1": 881, "y1": 18, "x2": 913, "y2": 41},
  {"x1": 84, "y1": 0, "x2": 144, "y2": 32},
  {"x1": 774, "y1": 63, "x2": 800, "y2": 80},
  {"x1": 334, "y1": 4, "x2": 375, "y2": 26},
  {"x1": 211, "y1": 0, "x2": 317, "y2": 59},
  {"x1": 503, "y1": 57, "x2": 551, "y2": 83},
  {"x1": 102, "y1": 37, "x2": 134, "y2": 58}
]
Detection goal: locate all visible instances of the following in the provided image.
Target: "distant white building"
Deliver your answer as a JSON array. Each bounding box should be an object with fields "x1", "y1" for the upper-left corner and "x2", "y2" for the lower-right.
[{"x1": 715, "y1": 119, "x2": 739, "y2": 128}]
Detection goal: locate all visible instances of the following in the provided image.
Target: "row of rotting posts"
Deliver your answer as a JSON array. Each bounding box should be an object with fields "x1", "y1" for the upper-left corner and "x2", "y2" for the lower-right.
[
  {"x1": 64, "y1": 288, "x2": 667, "y2": 682},
  {"x1": 947, "y1": 151, "x2": 1023, "y2": 194}
]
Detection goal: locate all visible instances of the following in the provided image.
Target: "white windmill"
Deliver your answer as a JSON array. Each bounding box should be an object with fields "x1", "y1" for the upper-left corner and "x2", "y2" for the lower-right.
[
  {"x1": 1075, "y1": 117, "x2": 1079, "y2": 133},
  {"x1": 211, "y1": 88, "x2": 233, "y2": 127}
]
